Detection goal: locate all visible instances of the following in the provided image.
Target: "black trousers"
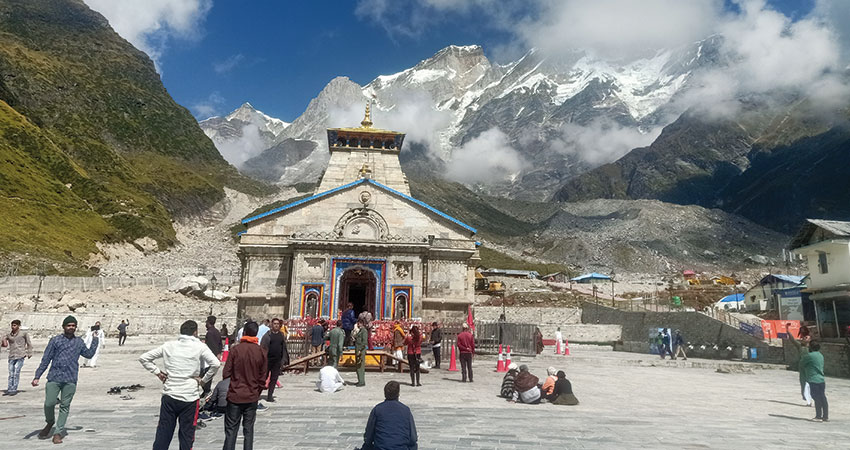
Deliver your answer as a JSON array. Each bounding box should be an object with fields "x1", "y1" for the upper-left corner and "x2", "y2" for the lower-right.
[
  {"x1": 460, "y1": 353, "x2": 473, "y2": 381},
  {"x1": 118, "y1": 332, "x2": 127, "y2": 346},
  {"x1": 266, "y1": 358, "x2": 282, "y2": 399},
  {"x1": 432, "y1": 345, "x2": 441, "y2": 368},
  {"x1": 223, "y1": 401, "x2": 257, "y2": 450},
  {"x1": 407, "y1": 353, "x2": 421, "y2": 385},
  {"x1": 810, "y1": 382, "x2": 829, "y2": 420},
  {"x1": 200, "y1": 367, "x2": 213, "y2": 396},
  {"x1": 153, "y1": 395, "x2": 198, "y2": 450}
]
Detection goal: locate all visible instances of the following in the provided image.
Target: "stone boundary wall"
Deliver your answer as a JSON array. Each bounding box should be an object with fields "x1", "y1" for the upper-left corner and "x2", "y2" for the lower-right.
[
  {"x1": 474, "y1": 307, "x2": 619, "y2": 343},
  {"x1": 783, "y1": 341, "x2": 850, "y2": 378},
  {"x1": 0, "y1": 311, "x2": 237, "y2": 338},
  {"x1": 582, "y1": 302, "x2": 783, "y2": 363},
  {"x1": 0, "y1": 274, "x2": 238, "y2": 296}
]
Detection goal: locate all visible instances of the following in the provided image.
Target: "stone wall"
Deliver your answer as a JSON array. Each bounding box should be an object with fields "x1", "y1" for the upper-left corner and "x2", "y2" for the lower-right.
[
  {"x1": 1, "y1": 310, "x2": 237, "y2": 338},
  {"x1": 582, "y1": 302, "x2": 783, "y2": 363},
  {"x1": 783, "y1": 341, "x2": 850, "y2": 378},
  {"x1": 473, "y1": 306, "x2": 620, "y2": 342}
]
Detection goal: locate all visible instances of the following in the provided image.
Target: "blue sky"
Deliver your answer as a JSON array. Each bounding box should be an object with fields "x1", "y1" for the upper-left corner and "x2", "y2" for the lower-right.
[{"x1": 86, "y1": 0, "x2": 820, "y2": 122}]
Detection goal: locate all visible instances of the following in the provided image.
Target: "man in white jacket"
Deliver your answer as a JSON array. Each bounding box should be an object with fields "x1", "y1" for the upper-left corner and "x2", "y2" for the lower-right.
[{"x1": 139, "y1": 320, "x2": 220, "y2": 450}]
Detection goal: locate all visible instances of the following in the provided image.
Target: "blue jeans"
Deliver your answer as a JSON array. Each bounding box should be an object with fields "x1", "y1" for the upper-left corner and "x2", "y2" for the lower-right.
[{"x1": 7, "y1": 358, "x2": 24, "y2": 392}]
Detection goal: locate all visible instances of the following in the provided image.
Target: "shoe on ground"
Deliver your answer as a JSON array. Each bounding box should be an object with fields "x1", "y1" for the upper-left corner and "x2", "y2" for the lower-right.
[
  {"x1": 811, "y1": 417, "x2": 823, "y2": 422},
  {"x1": 266, "y1": 397, "x2": 275, "y2": 402},
  {"x1": 1, "y1": 392, "x2": 8, "y2": 396},
  {"x1": 257, "y1": 403, "x2": 267, "y2": 411},
  {"x1": 52, "y1": 433, "x2": 63, "y2": 444},
  {"x1": 355, "y1": 383, "x2": 365, "y2": 387},
  {"x1": 38, "y1": 422, "x2": 54, "y2": 439},
  {"x1": 416, "y1": 383, "x2": 422, "y2": 387},
  {"x1": 822, "y1": 418, "x2": 829, "y2": 422},
  {"x1": 8, "y1": 391, "x2": 17, "y2": 396}
]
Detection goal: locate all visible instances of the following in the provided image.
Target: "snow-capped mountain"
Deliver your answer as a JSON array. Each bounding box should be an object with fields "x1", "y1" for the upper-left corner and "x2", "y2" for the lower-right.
[{"x1": 202, "y1": 40, "x2": 723, "y2": 196}]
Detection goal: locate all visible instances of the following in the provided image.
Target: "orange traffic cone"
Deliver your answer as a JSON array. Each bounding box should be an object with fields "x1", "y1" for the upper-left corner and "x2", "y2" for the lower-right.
[
  {"x1": 221, "y1": 338, "x2": 229, "y2": 362},
  {"x1": 505, "y1": 345, "x2": 512, "y2": 367},
  {"x1": 563, "y1": 339, "x2": 570, "y2": 356},
  {"x1": 496, "y1": 344, "x2": 505, "y2": 372},
  {"x1": 555, "y1": 339, "x2": 561, "y2": 355},
  {"x1": 448, "y1": 344, "x2": 459, "y2": 372}
]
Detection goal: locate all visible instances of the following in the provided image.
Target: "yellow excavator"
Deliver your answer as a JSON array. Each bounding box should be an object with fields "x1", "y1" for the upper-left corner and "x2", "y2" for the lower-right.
[{"x1": 475, "y1": 271, "x2": 506, "y2": 295}]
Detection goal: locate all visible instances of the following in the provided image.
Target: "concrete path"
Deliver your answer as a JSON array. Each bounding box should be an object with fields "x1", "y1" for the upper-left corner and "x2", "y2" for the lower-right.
[{"x1": 1, "y1": 342, "x2": 848, "y2": 449}]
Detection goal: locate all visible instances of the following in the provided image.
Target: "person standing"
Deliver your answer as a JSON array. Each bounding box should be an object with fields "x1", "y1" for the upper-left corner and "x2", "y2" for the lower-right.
[
  {"x1": 354, "y1": 319, "x2": 368, "y2": 387},
  {"x1": 3, "y1": 319, "x2": 33, "y2": 396},
  {"x1": 222, "y1": 321, "x2": 267, "y2": 450},
  {"x1": 800, "y1": 341, "x2": 828, "y2": 422},
  {"x1": 555, "y1": 327, "x2": 564, "y2": 353},
  {"x1": 203, "y1": 315, "x2": 223, "y2": 396},
  {"x1": 260, "y1": 318, "x2": 290, "y2": 402},
  {"x1": 429, "y1": 322, "x2": 442, "y2": 369},
  {"x1": 139, "y1": 320, "x2": 221, "y2": 450},
  {"x1": 32, "y1": 315, "x2": 99, "y2": 444},
  {"x1": 660, "y1": 330, "x2": 673, "y2": 359},
  {"x1": 310, "y1": 319, "x2": 326, "y2": 366},
  {"x1": 785, "y1": 323, "x2": 813, "y2": 406},
  {"x1": 361, "y1": 381, "x2": 417, "y2": 450},
  {"x1": 327, "y1": 321, "x2": 345, "y2": 369},
  {"x1": 117, "y1": 319, "x2": 130, "y2": 346},
  {"x1": 404, "y1": 325, "x2": 422, "y2": 387},
  {"x1": 257, "y1": 319, "x2": 270, "y2": 342},
  {"x1": 392, "y1": 321, "x2": 406, "y2": 369},
  {"x1": 457, "y1": 322, "x2": 475, "y2": 382},
  {"x1": 342, "y1": 303, "x2": 356, "y2": 345},
  {"x1": 673, "y1": 330, "x2": 687, "y2": 360},
  {"x1": 82, "y1": 322, "x2": 105, "y2": 368}
]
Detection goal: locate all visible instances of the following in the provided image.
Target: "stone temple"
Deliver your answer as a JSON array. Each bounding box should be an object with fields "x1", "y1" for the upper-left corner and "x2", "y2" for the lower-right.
[{"x1": 236, "y1": 105, "x2": 479, "y2": 322}]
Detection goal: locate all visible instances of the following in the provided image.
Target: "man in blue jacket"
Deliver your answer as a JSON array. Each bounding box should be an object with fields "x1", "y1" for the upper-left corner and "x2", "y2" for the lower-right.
[
  {"x1": 342, "y1": 302, "x2": 356, "y2": 345},
  {"x1": 32, "y1": 315, "x2": 99, "y2": 444},
  {"x1": 361, "y1": 381, "x2": 417, "y2": 450}
]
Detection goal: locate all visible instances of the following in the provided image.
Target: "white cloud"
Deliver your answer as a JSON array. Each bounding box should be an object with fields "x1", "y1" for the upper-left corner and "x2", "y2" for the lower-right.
[
  {"x1": 209, "y1": 124, "x2": 267, "y2": 168},
  {"x1": 213, "y1": 54, "x2": 244, "y2": 74},
  {"x1": 550, "y1": 119, "x2": 663, "y2": 166},
  {"x1": 190, "y1": 91, "x2": 225, "y2": 119},
  {"x1": 446, "y1": 128, "x2": 527, "y2": 184},
  {"x1": 83, "y1": 0, "x2": 212, "y2": 69}
]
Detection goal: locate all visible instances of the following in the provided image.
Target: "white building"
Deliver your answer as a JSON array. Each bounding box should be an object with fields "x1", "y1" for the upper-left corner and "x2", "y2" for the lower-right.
[
  {"x1": 743, "y1": 274, "x2": 805, "y2": 312},
  {"x1": 789, "y1": 219, "x2": 850, "y2": 338}
]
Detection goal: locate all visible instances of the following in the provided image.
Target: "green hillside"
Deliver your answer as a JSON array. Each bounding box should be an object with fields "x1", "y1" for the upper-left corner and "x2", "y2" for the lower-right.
[{"x1": 0, "y1": 0, "x2": 270, "y2": 271}]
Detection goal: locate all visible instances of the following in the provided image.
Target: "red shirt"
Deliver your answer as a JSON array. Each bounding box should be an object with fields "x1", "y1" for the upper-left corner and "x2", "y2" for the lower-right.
[
  {"x1": 404, "y1": 334, "x2": 422, "y2": 355},
  {"x1": 223, "y1": 340, "x2": 267, "y2": 403},
  {"x1": 457, "y1": 330, "x2": 475, "y2": 354}
]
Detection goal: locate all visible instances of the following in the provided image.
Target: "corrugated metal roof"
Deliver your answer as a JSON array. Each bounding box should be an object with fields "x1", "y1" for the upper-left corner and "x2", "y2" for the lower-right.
[
  {"x1": 571, "y1": 272, "x2": 611, "y2": 282},
  {"x1": 240, "y1": 178, "x2": 477, "y2": 234},
  {"x1": 764, "y1": 274, "x2": 805, "y2": 285},
  {"x1": 807, "y1": 219, "x2": 850, "y2": 236},
  {"x1": 789, "y1": 218, "x2": 850, "y2": 249}
]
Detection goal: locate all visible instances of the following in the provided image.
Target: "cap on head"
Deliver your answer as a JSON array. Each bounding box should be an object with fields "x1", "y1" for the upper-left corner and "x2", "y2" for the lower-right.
[
  {"x1": 63, "y1": 315, "x2": 77, "y2": 327},
  {"x1": 462, "y1": 323, "x2": 469, "y2": 330},
  {"x1": 547, "y1": 366, "x2": 557, "y2": 376}
]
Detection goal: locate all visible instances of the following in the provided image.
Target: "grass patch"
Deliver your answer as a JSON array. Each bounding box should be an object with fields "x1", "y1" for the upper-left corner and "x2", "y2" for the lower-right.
[{"x1": 478, "y1": 246, "x2": 571, "y2": 276}]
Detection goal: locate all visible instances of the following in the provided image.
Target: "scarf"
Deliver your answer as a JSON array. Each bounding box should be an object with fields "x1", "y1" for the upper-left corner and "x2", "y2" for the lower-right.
[
  {"x1": 393, "y1": 324, "x2": 406, "y2": 336},
  {"x1": 240, "y1": 336, "x2": 258, "y2": 344}
]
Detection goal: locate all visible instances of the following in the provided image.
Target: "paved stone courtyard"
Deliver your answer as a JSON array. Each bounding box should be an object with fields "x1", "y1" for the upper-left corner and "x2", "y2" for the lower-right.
[{"x1": 2, "y1": 337, "x2": 849, "y2": 449}]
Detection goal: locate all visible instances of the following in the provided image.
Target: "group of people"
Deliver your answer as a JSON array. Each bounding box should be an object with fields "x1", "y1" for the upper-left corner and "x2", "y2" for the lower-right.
[
  {"x1": 655, "y1": 329, "x2": 688, "y2": 360},
  {"x1": 500, "y1": 363, "x2": 579, "y2": 406}
]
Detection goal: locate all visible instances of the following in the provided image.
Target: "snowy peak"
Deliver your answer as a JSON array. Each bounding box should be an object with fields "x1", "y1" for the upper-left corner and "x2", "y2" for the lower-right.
[{"x1": 224, "y1": 102, "x2": 290, "y2": 136}]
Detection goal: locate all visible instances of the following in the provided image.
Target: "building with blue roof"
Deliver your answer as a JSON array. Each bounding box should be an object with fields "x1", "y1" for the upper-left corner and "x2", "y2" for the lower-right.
[
  {"x1": 742, "y1": 273, "x2": 806, "y2": 313},
  {"x1": 236, "y1": 106, "x2": 479, "y2": 322}
]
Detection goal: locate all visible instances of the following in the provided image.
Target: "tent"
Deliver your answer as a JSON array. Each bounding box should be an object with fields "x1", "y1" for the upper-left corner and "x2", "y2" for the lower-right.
[
  {"x1": 570, "y1": 273, "x2": 612, "y2": 283},
  {"x1": 715, "y1": 293, "x2": 745, "y2": 310}
]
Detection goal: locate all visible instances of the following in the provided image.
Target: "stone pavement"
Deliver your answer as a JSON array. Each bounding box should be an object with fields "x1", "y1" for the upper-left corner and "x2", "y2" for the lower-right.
[{"x1": 1, "y1": 339, "x2": 849, "y2": 449}]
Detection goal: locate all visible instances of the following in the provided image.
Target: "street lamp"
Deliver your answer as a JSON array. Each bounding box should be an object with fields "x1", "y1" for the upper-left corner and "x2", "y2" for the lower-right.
[
  {"x1": 611, "y1": 270, "x2": 616, "y2": 307},
  {"x1": 210, "y1": 274, "x2": 218, "y2": 294}
]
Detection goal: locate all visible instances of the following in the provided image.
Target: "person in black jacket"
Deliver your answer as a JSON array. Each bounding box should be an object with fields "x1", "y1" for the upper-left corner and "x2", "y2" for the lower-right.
[
  {"x1": 429, "y1": 322, "x2": 442, "y2": 369},
  {"x1": 260, "y1": 318, "x2": 290, "y2": 402},
  {"x1": 202, "y1": 315, "x2": 223, "y2": 396}
]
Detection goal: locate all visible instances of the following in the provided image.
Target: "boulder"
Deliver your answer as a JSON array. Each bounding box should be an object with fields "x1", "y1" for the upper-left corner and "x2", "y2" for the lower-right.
[{"x1": 168, "y1": 276, "x2": 209, "y2": 296}]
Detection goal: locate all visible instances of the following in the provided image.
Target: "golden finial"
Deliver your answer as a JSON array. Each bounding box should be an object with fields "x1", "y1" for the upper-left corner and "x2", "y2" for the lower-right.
[
  {"x1": 360, "y1": 101, "x2": 373, "y2": 128},
  {"x1": 359, "y1": 163, "x2": 372, "y2": 178}
]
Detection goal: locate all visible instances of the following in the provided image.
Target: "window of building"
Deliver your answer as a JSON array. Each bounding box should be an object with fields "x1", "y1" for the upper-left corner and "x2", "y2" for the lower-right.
[{"x1": 818, "y1": 252, "x2": 829, "y2": 274}]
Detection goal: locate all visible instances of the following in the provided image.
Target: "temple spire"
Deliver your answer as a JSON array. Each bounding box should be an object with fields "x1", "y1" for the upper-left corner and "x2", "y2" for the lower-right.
[{"x1": 360, "y1": 101, "x2": 373, "y2": 128}]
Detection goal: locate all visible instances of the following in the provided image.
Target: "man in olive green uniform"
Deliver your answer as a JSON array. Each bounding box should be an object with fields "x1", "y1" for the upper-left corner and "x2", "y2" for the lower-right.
[
  {"x1": 354, "y1": 321, "x2": 368, "y2": 386},
  {"x1": 327, "y1": 322, "x2": 345, "y2": 369}
]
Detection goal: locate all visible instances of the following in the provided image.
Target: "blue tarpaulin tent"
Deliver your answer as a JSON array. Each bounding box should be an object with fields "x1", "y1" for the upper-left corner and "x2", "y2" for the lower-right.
[
  {"x1": 570, "y1": 273, "x2": 612, "y2": 283},
  {"x1": 716, "y1": 293, "x2": 745, "y2": 310}
]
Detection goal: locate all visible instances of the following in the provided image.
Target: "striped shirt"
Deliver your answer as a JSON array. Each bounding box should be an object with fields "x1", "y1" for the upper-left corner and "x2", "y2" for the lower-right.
[{"x1": 34, "y1": 334, "x2": 98, "y2": 383}]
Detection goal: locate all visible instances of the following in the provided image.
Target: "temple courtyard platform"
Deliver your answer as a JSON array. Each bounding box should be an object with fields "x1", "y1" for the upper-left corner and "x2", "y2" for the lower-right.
[{"x1": 1, "y1": 339, "x2": 849, "y2": 449}]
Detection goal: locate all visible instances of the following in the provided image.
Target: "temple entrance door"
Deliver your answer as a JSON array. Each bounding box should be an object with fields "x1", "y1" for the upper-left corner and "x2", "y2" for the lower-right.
[{"x1": 340, "y1": 268, "x2": 377, "y2": 317}]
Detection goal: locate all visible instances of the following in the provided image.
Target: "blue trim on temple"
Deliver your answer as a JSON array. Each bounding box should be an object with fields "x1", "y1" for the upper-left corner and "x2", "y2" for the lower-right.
[{"x1": 241, "y1": 178, "x2": 477, "y2": 234}]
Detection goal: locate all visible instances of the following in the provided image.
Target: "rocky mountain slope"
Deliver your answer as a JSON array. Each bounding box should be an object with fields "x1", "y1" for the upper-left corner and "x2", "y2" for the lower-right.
[
  {"x1": 201, "y1": 41, "x2": 722, "y2": 197},
  {"x1": 0, "y1": 0, "x2": 269, "y2": 273}
]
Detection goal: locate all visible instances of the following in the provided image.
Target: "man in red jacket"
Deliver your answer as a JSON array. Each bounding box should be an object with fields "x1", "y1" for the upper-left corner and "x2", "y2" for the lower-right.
[
  {"x1": 457, "y1": 323, "x2": 475, "y2": 382},
  {"x1": 222, "y1": 321, "x2": 267, "y2": 450}
]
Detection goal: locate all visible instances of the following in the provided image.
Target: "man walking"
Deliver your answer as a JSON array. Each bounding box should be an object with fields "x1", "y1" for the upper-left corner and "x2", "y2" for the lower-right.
[
  {"x1": 429, "y1": 322, "x2": 442, "y2": 369},
  {"x1": 354, "y1": 318, "x2": 368, "y2": 387},
  {"x1": 32, "y1": 315, "x2": 99, "y2": 444},
  {"x1": 260, "y1": 318, "x2": 289, "y2": 402},
  {"x1": 660, "y1": 330, "x2": 674, "y2": 359},
  {"x1": 361, "y1": 381, "x2": 417, "y2": 450},
  {"x1": 457, "y1": 322, "x2": 475, "y2": 382},
  {"x1": 203, "y1": 315, "x2": 223, "y2": 396},
  {"x1": 223, "y1": 321, "x2": 267, "y2": 450},
  {"x1": 327, "y1": 321, "x2": 345, "y2": 369},
  {"x1": 139, "y1": 320, "x2": 221, "y2": 450},
  {"x1": 673, "y1": 330, "x2": 688, "y2": 360},
  {"x1": 117, "y1": 319, "x2": 130, "y2": 346},
  {"x1": 800, "y1": 341, "x2": 828, "y2": 422},
  {"x1": 3, "y1": 319, "x2": 33, "y2": 396}
]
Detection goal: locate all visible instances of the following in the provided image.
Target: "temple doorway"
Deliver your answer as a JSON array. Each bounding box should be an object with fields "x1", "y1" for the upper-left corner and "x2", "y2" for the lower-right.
[{"x1": 340, "y1": 267, "x2": 377, "y2": 317}]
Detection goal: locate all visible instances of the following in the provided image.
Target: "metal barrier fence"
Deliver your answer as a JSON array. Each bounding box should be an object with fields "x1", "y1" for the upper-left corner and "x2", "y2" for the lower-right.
[{"x1": 474, "y1": 321, "x2": 538, "y2": 356}]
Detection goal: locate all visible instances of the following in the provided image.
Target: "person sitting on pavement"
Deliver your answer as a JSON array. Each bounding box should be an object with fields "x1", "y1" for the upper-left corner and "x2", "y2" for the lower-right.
[
  {"x1": 317, "y1": 360, "x2": 345, "y2": 393},
  {"x1": 512, "y1": 365, "x2": 541, "y2": 404},
  {"x1": 500, "y1": 363, "x2": 519, "y2": 400},
  {"x1": 201, "y1": 378, "x2": 230, "y2": 417},
  {"x1": 360, "y1": 381, "x2": 417, "y2": 450},
  {"x1": 541, "y1": 366, "x2": 558, "y2": 401},
  {"x1": 550, "y1": 371, "x2": 579, "y2": 405}
]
